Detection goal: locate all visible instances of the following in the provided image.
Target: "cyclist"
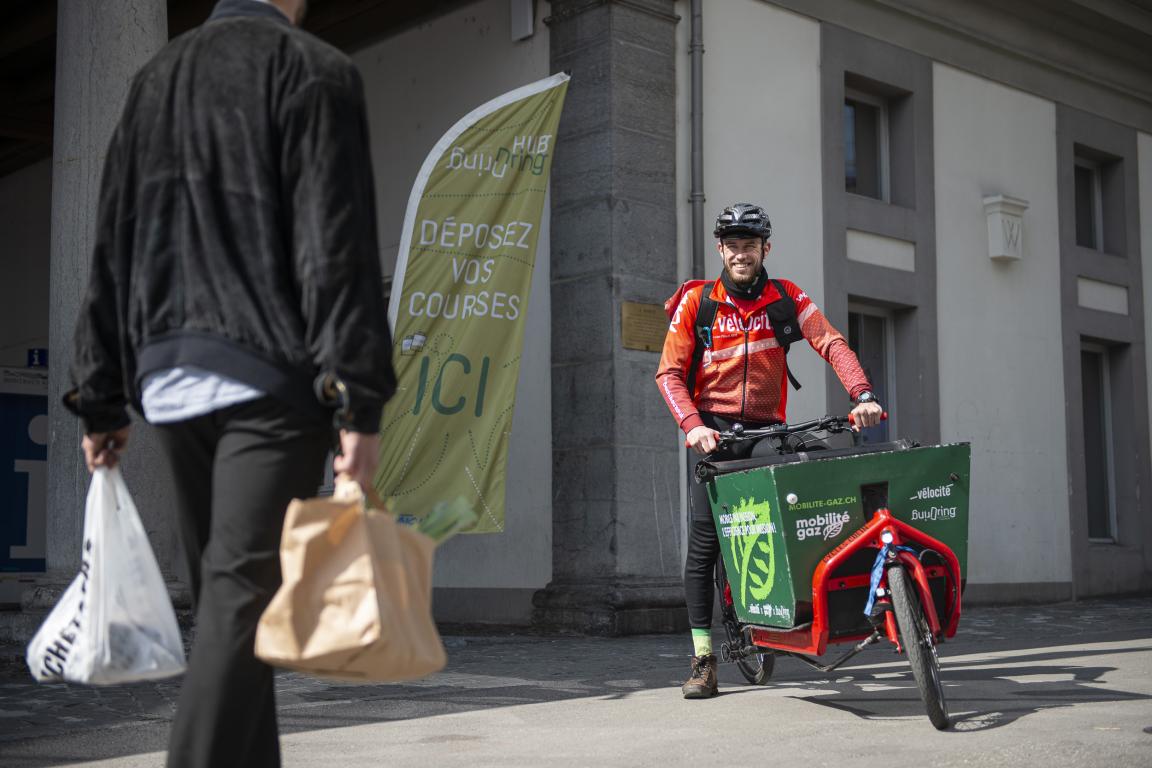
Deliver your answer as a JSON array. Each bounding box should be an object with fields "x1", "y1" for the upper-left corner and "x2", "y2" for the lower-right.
[{"x1": 656, "y1": 202, "x2": 884, "y2": 698}]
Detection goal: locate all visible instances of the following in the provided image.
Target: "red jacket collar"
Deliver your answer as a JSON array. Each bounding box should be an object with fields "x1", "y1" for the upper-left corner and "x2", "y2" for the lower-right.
[
  {"x1": 663, "y1": 277, "x2": 782, "y2": 319},
  {"x1": 709, "y1": 278, "x2": 778, "y2": 315}
]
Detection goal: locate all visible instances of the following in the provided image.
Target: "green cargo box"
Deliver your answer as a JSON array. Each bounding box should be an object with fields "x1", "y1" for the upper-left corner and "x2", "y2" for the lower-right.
[{"x1": 707, "y1": 441, "x2": 970, "y2": 629}]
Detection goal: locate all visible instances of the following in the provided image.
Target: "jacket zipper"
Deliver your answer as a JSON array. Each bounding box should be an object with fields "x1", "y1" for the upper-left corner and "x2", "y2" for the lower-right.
[
  {"x1": 723, "y1": 299, "x2": 751, "y2": 419},
  {"x1": 718, "y1": 298, "x2": 756, "y2": 420},
  {"x1": 740, "y1": 327, "x2": 749, "y2": 419}
]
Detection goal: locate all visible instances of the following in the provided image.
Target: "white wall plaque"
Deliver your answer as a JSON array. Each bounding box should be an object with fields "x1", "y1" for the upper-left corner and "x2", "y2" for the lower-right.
[{"x1": 983, "y1": 194, "x2": 1029, "y2": 262}]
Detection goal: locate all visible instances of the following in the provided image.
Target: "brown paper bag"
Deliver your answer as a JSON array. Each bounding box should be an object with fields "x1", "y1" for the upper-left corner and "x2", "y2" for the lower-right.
[{"x1": 255, "y1": 478, "x2": 446, "y2": 681}]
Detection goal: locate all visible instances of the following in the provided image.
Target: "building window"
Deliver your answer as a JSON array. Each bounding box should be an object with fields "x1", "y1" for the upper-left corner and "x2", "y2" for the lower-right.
[
  {"x1": 1073, "y1": 145, "x2": 1125, "y2": 255},
  {"x1": 1074, "y1": 158, "x2": 1102, "y2": 249},
  {"x1": 848, "y1": 306, "x2": 894, "y2": 443},
  {"x1": 1080, "y1": 344, "x2": 1116, "y2": 541},
  {"x1": 844, "y1": 89, "x2": 888, "y2": 201},
  {"x1": 824, "y1": 32, "x2": 937, "y2": 445}
]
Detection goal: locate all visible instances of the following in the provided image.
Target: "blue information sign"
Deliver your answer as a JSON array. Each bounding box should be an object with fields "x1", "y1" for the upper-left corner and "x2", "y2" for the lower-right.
[{"x1": 1, "y1": 369, "x2": 48, "y2": 573}]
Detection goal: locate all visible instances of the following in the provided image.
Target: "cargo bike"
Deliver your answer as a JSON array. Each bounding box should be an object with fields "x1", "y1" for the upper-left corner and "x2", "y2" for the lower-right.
[{"x1": 695, "y1": 415, "x2": 970, "y2": 730}]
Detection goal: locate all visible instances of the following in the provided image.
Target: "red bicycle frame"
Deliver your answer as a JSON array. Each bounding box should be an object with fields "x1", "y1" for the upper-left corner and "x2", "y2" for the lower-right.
[{"x1": 747, "y1": 508, "x2": 962, "y2": 656}]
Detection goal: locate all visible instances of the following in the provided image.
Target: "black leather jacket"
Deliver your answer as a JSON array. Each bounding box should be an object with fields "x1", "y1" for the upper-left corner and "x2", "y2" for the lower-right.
[{"x1": 65, "y1": 0, "x2": 395, "y2": 433}]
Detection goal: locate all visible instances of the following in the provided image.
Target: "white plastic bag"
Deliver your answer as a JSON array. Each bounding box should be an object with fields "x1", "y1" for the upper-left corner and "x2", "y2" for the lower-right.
[{"x1": 26, "y1": 467, "x2": 186, "y2": 684}]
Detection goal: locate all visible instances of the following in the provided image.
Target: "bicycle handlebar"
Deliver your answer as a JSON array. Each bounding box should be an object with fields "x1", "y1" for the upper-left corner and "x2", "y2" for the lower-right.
[
  {"x1": 716, "y1": 415, "x2": 849, "y2": 447},
  {"x1": 712, "y1": 411, "x2": 889, "y2": 448},
  {"x1": 682, "y1": 412, "x2": 890, "y2": 450},
  {"x1": 847, "y1": 411, "x2": 888, "y2": 427}
]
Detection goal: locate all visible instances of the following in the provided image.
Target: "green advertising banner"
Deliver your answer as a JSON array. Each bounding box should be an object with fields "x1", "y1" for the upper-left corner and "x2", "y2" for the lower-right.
[{"x1": 376, "y1": 73, "x2": 570, "y2": 533}]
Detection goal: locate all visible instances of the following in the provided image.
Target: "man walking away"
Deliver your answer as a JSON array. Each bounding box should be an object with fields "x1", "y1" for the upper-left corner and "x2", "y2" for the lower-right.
[{"x1": 63, "y1": 1, "x2": 395, "y2": 765}]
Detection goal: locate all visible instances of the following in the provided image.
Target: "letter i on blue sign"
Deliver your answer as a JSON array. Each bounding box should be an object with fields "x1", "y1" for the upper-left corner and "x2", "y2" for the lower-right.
[{"x1": 28, "y1": 349, "x2": 48, "y2": 368}]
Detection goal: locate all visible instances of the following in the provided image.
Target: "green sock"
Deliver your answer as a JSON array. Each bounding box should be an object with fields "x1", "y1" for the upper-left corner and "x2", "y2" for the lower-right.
[{"x1": 691, "y1": 628, "x2": 712, "y2": 657}]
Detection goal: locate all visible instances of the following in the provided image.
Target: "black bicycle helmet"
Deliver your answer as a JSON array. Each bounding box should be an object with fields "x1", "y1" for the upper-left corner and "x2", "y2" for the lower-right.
[{"x1": 713, "y1": 202, "x2": 772, "y2": 240}]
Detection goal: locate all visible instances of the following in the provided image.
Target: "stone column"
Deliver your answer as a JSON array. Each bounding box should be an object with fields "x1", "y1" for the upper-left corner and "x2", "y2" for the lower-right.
[
  {"x1": 533, "y1": 0, "x2": 686, "y2": 634},
  {"x1": 42, "y1": 0, "x2": 179, "y2": 602}
]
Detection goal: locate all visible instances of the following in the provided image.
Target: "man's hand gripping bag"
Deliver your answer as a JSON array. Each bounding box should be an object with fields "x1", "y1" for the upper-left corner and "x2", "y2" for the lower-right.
[
  {"x1": 255, "y1": 477, "x2": 447, "y2": 681},
  {"x1": 26, "y1": 467, "x2": 186, "y2": 685}
]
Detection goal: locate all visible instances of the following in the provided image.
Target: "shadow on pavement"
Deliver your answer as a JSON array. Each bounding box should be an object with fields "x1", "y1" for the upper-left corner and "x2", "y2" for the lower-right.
[
  {"x1": 784, "y1": 642, "x2": 1152, "y2": 731},
  {"x1": 1, "y1": 597, "x2": 1150, "y2": 765}
]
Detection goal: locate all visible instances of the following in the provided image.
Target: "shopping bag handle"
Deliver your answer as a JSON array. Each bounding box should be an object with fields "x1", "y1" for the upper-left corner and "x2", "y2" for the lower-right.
[
  {"x1": 326, "y1": 475, "x2": 391, "y2": 546},
  {"x1": 334, "y1": 473, "x2": 389, "y2": 512}
]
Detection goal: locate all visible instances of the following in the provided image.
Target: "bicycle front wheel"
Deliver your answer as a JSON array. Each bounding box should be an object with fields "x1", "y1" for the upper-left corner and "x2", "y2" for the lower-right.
[{"x1": 888, "y1": 564, "x2": 950, "y2": 730}]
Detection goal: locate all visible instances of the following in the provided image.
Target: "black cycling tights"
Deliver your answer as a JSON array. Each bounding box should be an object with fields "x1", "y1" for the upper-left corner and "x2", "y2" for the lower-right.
[{"x1": 684, "y1": 412, "x2": 778, "y2": 629}]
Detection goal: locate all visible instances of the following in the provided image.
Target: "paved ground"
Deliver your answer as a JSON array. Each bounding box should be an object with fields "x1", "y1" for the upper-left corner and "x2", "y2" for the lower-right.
[{"x1": 0, "y1": 597, "x2": 1150, "y2": 767}]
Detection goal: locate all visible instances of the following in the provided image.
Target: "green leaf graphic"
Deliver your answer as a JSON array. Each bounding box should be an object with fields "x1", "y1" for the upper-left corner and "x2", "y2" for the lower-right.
[{"x1": 729, "y1": 497, "x2": 776, "y2": 607}]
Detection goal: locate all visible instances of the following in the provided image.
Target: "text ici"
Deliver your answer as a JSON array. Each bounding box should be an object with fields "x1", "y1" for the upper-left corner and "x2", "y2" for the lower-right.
[{"x1": 411, "y1": 353, "x2": 491, "y2": 418}]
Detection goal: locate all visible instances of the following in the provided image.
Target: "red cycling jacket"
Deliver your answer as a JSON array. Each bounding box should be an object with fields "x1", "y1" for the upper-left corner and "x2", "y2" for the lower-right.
[{"x1": 656, "y1": 278, "x2": 871, "y2": 435}]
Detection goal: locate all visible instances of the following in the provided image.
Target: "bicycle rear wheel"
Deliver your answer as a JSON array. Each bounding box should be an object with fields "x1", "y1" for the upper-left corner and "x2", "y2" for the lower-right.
[
  {"x1": 715, "y1": 560, "x2": 774, "y2": 685},
  {"x1": 722, "y1": 613, "x2": 775, "y2": 685},
  {"x1": 888, "y1": 564, "x2": 950, "y2": 730}
]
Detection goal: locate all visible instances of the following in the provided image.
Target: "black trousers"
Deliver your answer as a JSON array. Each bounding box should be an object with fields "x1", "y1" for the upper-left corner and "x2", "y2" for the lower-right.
[
  {"x1": 154, "y1": 397, "x2": 331, "y2": 768},
  {"x1": 684, "y1": 413, "x2": 778, "y2": 630}
]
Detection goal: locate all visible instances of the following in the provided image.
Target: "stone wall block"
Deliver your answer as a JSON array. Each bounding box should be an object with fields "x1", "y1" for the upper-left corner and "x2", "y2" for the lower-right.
[
  {"x1": 608, "y1": 0, "x2": 679, "y2": 54},
  {"x1": 611, "y1": 43, "x2": 676, "y2": 138},
  {"x1": 615, "y1": 271, "x2": 682, "y2": 307},
  {"x1": 551, "y1": 273, "x2": 615, "y2": 365},
  {"x1": 610, "y1": 129, "x2": 677, "y2": 212},
  {"x1": 552, "y1": 359, "x2": 614, "y2": 450},
  {"x1": 612, "y1": 445, "x2": 683, "y2": 578},
  {"x1": 552, "y1": 41, "x2": 612, "y2": 135},
  {"x1": 613, "y1": 354, "x2": 679, "y2": 448},
  {"x1": 551, "y1": 498, "x2": 617, "y2": 578},
  {"x1": 612, "y1": 204, "x2": 680, "y2": 280},
  {"x1": 551, "y1": 199, "x2": 614, "y2": 278},
  {"x1": 551, "y1": 130, "x2": 616, "y2": 210},
  {"x1": 552, "y1": 446, "x2": 616, "y2": 503},
  {"x1": 546, "y1": 1, "x2": 611, "y2": 59}
]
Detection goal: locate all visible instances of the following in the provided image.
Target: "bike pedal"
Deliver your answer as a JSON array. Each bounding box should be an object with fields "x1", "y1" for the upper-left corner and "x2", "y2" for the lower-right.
[{"x1": 867, "y1": 601, "x2": 892, "y2": 628}]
